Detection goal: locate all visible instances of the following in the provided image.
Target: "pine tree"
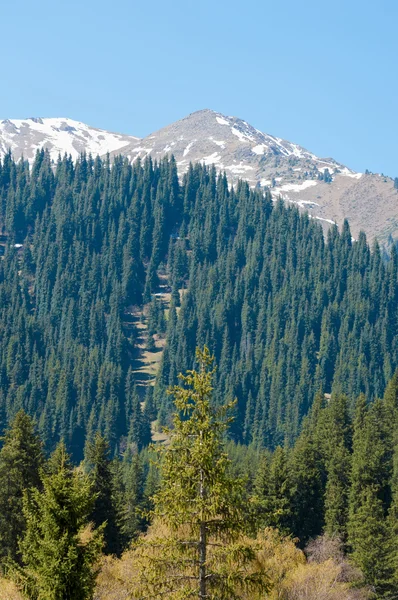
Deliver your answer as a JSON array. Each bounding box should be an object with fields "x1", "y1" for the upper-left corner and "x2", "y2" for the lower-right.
[
  {"x1": 85, "y1": 433, "x2": 121, "y2": 555},
  {"x1": 15, "y1": 444, "x2": 103, "y2": 600},
  {"x1": 254, "y1": 446, "x2": 292, "y2": 535},
  {"x1": 129, "y1": 347, "x2": 269, "y2": 599},
  {"x1": 121, "y1": 451, "x2": 146, "y2": 543},
  {"x1": 290, "y1": 432, "x2": 325, "y2": 545},
  {"x1": 348, "y1": 486, "x2": 394, "y2": 593},
  {"x1": 315, "y1": 395, "x2": 352, "y2": 540},
  {"x1": 348, "y1": 396, "x2": 395, "y2": 593},
  {"x1": 324, "y1": 443, "x2": 351, "y2": 540},
  {"x1": 0, "y1": 411, "x2": 44, "y2": 563}
]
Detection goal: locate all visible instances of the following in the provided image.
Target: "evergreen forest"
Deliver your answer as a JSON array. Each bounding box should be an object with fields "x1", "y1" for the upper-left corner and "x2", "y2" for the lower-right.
[
  {"x1": 0, "y1": 149, "x2": 398, "y2": 598},
  {"x1": 1, "y1": 150, "x2": 398, "y2": 453}
]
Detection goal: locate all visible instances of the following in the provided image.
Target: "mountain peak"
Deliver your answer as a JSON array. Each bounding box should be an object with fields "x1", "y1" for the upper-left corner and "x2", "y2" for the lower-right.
[
  {"x1": 119, "y1": 107, "x2": 350, "y2": 180},
  {"x1": 117, "y1": 110, "x2": 397, "y2": 243},
  {"x1": 0, "y1": 110, "x2": 397, "y2": 243}
]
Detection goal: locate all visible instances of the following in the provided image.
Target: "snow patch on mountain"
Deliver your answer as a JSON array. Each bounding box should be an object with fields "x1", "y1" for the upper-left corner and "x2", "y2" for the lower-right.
[
  {"x1": 210, "y1": 138, "x2": 226, "y2": 148},
  {"x1": 276, "y1": 180, "x2": 319, "y2": 193},
  {"x1": 252, "y1": 144, "x2": 267, "y2": 155},
  {"x1": 339, "y1": 169, "x2": 363, "y2": 179},
  {"x1": 0, "y1": 117, "x2": 138, "y2": 163},
  {"x1": 183, "y1": 141, "x2": 195, "y2": 156},
  {"x1": 225, "y1": 162, "x2": 254, "y2": 174},
  {"x1": 202, "y1": 152, "x2": 222, "y2": 165}
]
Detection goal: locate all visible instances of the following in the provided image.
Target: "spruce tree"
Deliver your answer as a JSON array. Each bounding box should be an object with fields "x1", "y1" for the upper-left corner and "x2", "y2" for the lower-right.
[
  {"x1": 130, "y1": 347, "x2": 268, "y2": 599},
  {"x1": 290, "y1": 432, "x2": 325, "y2": 545},
  {"x1": 348, "y1": 396, "x2": 395, "y2": 593},
  {"x1": 0, "y1": 411, "x2": 44, "y2": 563},
  {"x1": 85, "y1": 433, "x2": 121, "y2": 556},
  {"x1": 121, "y1": 451, "x2": 146, "y2": 543},
  {"x1": 15, "y1": 444, "x2": 103, "y2": 600},
  {"x1": 254, "y1": 446, "x2": 292, "y2": 535}
]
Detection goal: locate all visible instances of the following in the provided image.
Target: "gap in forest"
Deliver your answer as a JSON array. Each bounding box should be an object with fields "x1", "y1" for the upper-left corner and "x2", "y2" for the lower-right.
[{"x1": 125, "y1": 269, "x2": 185, "y2": 445}]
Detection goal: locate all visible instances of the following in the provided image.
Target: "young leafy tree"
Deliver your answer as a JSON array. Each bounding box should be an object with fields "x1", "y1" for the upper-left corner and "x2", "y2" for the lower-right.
[
  {"x1": 130, "y1": 347, "x2": 268, "y2": 600},
  {"x1": 15, "y1": 443, "x2": 103, "y2": 600}
]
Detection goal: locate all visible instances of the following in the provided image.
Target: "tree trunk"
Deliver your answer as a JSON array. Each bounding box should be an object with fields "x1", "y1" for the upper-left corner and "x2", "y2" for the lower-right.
[
  {"x1": 199, "y1": 431, "x2": 207, "y2": 600},
  {"x1": 199, "y1": 518, "x2": 207, "y2": 599}
]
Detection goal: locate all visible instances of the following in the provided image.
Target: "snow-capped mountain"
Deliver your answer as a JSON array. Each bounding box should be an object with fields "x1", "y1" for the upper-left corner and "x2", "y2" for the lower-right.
[
  {"x1": 119, "y1": 109, "x2": 397, "y2": 244},
  {"x1": 1, "y1": 109, "x2": 397, "y2": 243},
  {"x1": 0, "y1": 117, "x2": 138, "y2": 163},
  {"x1": 121, "y1": 108, "x2": 353, "y2": 182}
]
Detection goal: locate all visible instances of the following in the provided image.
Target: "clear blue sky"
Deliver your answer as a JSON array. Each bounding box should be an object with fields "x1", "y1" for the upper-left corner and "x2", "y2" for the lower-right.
[{"x1": 1, "y1": 0, "x2": 397, "y2": 176}]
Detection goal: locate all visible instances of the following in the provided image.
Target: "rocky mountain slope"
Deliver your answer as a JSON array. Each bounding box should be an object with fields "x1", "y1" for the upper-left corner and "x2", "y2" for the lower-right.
[
  {"x1": 0, "y1": 117, "x2": 138, "y2": 163},
  {"x1": 118, "y1": 109, "x2": 397, "y2": 244},
  {"x1": 1, "y1": 110, "x2": 396, "y2": 243}
]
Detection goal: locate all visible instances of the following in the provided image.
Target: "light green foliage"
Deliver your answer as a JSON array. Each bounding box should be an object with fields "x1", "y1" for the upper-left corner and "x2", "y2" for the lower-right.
[{"x1": 130, "y1": 347, "x2": 268, "y2": 599}]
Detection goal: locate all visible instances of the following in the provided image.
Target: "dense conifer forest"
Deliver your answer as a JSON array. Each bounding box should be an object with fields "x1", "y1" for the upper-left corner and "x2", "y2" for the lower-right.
[
  {"x1": 1, "y1": 150, "x2": 398, "y2": 454},
  {"x1": 1, "y1": 354, "x2": 398, "y2": 597},
  {"x1": 1, "y1": 150, "x2": 398, "y2": 598}
]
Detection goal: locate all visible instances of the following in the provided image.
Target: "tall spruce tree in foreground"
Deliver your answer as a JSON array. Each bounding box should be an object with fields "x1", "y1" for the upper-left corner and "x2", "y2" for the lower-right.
[
  {"x1": 15, "y1": 444, "x2": 103, "y2": 600},
  {"x1": 129, "y1": 347, "x2": 268, "y2": 600},
  {"x1": 0, "y1": 411, "x2": 44, "y2": 563}
]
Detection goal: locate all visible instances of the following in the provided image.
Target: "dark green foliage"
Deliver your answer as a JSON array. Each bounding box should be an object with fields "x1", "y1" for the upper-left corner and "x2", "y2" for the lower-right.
[
  {"x1": 250, "y1": 377, "x2": 398, "y2": 593},
  {"x1": 314, "y1": 395, "x2": 352, "y2": 540},
  {"x1": 156, "y1": 182, "x2": 398, "y2": 446},
  {"x1": 85, "y1": 434, "x2": 121, "y2": 555},
  {"x1": 147, "y1": 297, "x2": 166, "y2": 338},
  {"x1": 16, "y1": 443, "x2": 103, "y2": 600},
  {"x1": 0, "y1": 152, "x2": 181, "y2": 457},
  {"x1": 318, "y1": 168, "x2": 332, "y2": 183},
  {"x1": 125, "y1": 374, "x2": 151, "y2": 451},
  {"x1": 289, "y1": 433, "x2": 325, "y2": 545},
  {"x1": 254, "y1": 447, "x2": 292, "y2": 535},
  {"x1": 1, "y1": 151, "x2": 398, "y2": 454},
  {"x1": 347, "y1": 394, "x2": 396, "y2": 592},
  {"x1": 120, "y1": 450, "x2": 146, "y2": 543},
  {"x1": 143, "y1": 386, "x2": 157, "y2": 422},
  {"x1": 0, "y1": 411, "x2": 44, "y2": 563}
]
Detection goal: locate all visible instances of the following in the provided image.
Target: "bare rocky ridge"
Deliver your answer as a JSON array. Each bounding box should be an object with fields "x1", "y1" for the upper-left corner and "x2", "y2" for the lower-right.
[{"x1": 1, "y1": 109, "x2": 397, "y2": 243}]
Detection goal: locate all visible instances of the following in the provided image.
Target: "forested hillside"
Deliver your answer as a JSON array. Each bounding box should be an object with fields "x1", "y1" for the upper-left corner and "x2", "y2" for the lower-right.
[
  {"x1": 1, "y1": 149, "x2": 398, "y2": 457},
  {"x1": 2, "y1": 353, "x2": 398, "y2": 597}
]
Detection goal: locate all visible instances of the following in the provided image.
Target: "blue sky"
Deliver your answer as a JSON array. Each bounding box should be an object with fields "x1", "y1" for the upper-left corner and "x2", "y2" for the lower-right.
[{"x1": 1, "y1": 0, "x2": 397, "y2": 176}]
